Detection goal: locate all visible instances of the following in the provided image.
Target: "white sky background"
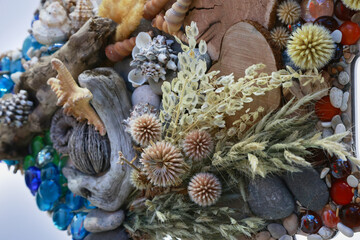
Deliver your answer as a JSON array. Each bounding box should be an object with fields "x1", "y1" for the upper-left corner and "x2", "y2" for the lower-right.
[{"x1": 0, "y1": 0, "x2": 358, "y2": 240}]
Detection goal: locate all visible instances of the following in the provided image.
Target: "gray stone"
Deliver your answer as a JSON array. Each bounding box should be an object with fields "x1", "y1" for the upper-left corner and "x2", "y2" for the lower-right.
[
  {"x1": 329, "y1": 87, "x2": 343, "y2": 108},
  {"x1": 307, "y1": 234, "x2": 322, "y2": 240},
  {"x1": 248, "y1": 176, "x2": 295, "y2": 220},
  {"x1": 318, "y1": 226, "x2": 334, "y2": 239},
  {"x1": 84, "y1": 227, "x2": 129, "y2": 240},
  {"x1": 341, "y1": 113, "x2": 351, "y2": 130},
  {"x1": 279, "y1": 235, "x2": 292, "y2": 240},
  {"x1": 282, "y1": 213, "x2": 298, "y2": 235},
  {"x1": 131, "y1": 85, "x2": 161, "y2": 108},
  {"x1": 321, "y1": 122, "x2": 332, "y2": 128},
  {"x1": 282, "y1": 167, "x2": 329, "y2": 211},
  {"x1": 347, "y1": 175, "x2": 359, "y2": 188},
  {"x1": 255, "y1": 231, "x2": 271, "y2": 240},
  {"x1": 267, "y1": 223, "x2": 287, "y2": 239},
  {"x1": 335, "y1": 124, "x2": 346, "y2": 135},
  {"x1": 331, "y1": 115, "x2": 342, "y2": 130},
  {"x1": 322, "y1": 128, "x2": 334, "y2": 138},
  {"x1": 337, "y1": 222, "x2": 354, "y2": 238},
  {"x1": 340, "y1": 92, "x2": 349, "y2": 112},
  {"x1": 84, "y1": 209, "x2": 125, "y2": 233},
  {"x1": 331, "y1": 30, "x2": 342, "y2": 43},
  {"x1": 338, "y1": 71, "x2": 350, "y2": 85}
]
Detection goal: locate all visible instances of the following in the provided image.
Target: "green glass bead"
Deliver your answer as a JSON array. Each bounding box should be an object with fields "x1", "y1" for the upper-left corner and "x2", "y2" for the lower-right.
[
  {"x1": 23, "y1": 155, "x2": 36, "y2": 170},
  {"x1": 44, "y1": 130, "x2": 53, "y2": 146},
  {"x1": 52, "y1": 151, "x2": 60, "y2": 166},
  {"x1": 58, "y1": 156, "x2": 68, "y2": 169},
  {"x1": 31, "y1": 136, "x2": 44, "y2": 157},
  {"x1": 59, "y1": 174, "x2": 68, "y2": 196}
]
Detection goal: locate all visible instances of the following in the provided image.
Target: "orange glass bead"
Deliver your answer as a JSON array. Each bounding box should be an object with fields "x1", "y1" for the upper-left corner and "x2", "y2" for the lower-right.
[
  {"x1": 330, "y1": 179, "x2": 354, "y2": 205},
  {"x1": 321, "y1": 205, "x2": 340, "y2": 228},
  {"x1": 315, "y1": 96, "x2": 341, "y2": 121},
  {"x1": 339, "y1": 21, "x2": 360, "y2": 45}
]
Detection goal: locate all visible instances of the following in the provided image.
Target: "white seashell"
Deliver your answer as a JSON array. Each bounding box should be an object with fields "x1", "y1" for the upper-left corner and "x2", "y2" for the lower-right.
[
  {"x1": 166, "y1": 60, "x2": 177, "y2": 71},
  {"x1": 326, "y1": 174, "x2": 331, "y2": 188},
  {"x1": 69, "y1": 0, "x2": 94, "y2": 33},
  {"x1": 321, "y1": 122, "x2": 332, "y2": 128},
  {"x1": 132, "y1": 46, "x2": 140, "y2": 59},
  {"x1": 10, "y1": 72, "x2": 23, "y2": 85},
  {"x1": 347, "y1": 175, "x2": 359, "y2": 188},
  {"x1": 136, "y1": 32, "x2": 152, "y2": 49},
  {"x1": 337, "y1": 222, "x2": 354, "y2": 238},
  {"x1": 320, "y1": 168, "x2": 329, "y2": 179},
  {"x1": 128, "y1": 69, "x2": 147, "y2": 85},
  {"x1": 158, "y1": 53, "x2": 167, "y2": 63}
]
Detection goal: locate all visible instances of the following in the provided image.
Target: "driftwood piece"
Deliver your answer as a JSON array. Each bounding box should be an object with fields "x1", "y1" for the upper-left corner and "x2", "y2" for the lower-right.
[
  {"x1": 183, "y1": 0, "x2": 277, "y2": 60},
  {"x1": 63, "y1": 68, "x2": 135, "y2": 211},
  {"x1": 0, "y1": 17, "x2": 116, "y2": 160},
  {"x1": 209, "y1": 21, "x2": 282, "y2": 129}
]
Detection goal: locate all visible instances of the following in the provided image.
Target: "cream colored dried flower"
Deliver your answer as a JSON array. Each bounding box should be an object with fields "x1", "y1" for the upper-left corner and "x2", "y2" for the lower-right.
[
  {"x1": 183, "y1": 130, "x2": 214, "y2": 161},
  {"x1": 130, "y1": 114, "x2": 162, "y2": 147},
  {"x1": 342, "y1": 0, "x2": 360, "y2": 10},
  {"x1": 287, "y1": 24, "x2": 335, "y2": 70},
  {"x1": 270, "y1": 27, "x2": 290, "y2": 49},
  {"x1": 188, "y1": 172, "x2": 221, "y2": 207},
  {"x1": 277, "y1": 0, "x2": 301, "y2": 24},
  {"x1": 140, "y1": 141, "x2": 186, "y2": 187},
  {"x1": 130, "y1": 169, "x2": 149, "y2": 190}
]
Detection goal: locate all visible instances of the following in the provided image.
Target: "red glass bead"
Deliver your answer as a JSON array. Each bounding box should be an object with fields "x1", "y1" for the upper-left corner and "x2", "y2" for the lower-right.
[
  {"x1": 315, "y1": 96, "x2": 341, "y2": 121},
  {"x1": 314, "y1": 16, "x2": 339, "y2": 32},
  {"x1": 339, "y1": 21, "x2": 360, "y2": 45},
  {"x1": 330, "y1": 179, "x2": 354, "y2": 205},
  {"x1": 334, "y1": 0, "x2": 356, "y2": 21},
  {"x1": 330, "y1": 158, "x2": 352, "y2": 179},
  {"x1": 300, "y1": 210, "x2": 323, "y2": 234},
  {"x1": 339, "y1": 203, "x2": 360, "y2": 228},
  {"x1": 322, "y1": 205, "x2": 340, "y2": 228}
]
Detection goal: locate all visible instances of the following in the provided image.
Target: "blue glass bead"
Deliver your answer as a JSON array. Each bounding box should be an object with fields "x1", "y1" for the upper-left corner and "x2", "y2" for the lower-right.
[
  {"x1": 22, "y1": 35, "x2": 43, "y2": 60},
  {"x1": 41, "y1": 163, "x2": 59, "y2": 181},
  {"x1": 39, "y1": 180, "x2": 61, "y2": 203},
  {"x1": 83, "y1": 199, "x2": 96, "y2": 210},
  {"x1": 66, "y1": 191, "x2": 84, "y2": 210},
  {"x1": 1, "y1": 57, "x2": 10, "y2": 72},
  {"x1": 25, "y1": 166, "x2": 41, "y2": 195},
  {"x1": 2, "y1": 160, "x2": 18, "y2": 166},
  {"x1": 36, "y1": 192, "x2": 53, "y2": 211},
  {"x1": 44, "y1": 43, "x2": 64, "y2": 56},
  {"x1": 71, "y1": 213, "x2": 89, "y2": 240},
  {"x1": 36, "y1": 145, "x2": 58, "y2": 168},
  {"x1": 53, "y1": 204, "x2": 74, "y2": 230},
  {"x1": 0, "y1": 75, "x2": 14, "y2": 98},
  {"x1": 10, "y1": 59, "x2": 25, "y2": 74}
]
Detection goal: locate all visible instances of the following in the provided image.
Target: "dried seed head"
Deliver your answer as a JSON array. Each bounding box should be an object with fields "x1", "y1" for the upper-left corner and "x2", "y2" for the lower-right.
[
  {"x1": 270, "y1": 27, "x2": 290, "y2": 49},
  {"x1": 188, "y1": 172, "x2": 221, "y2": 207},
  {"x1": 141, "y1": 141, "x2": 186, "y2": 187},
  {"x1": 130, "y1": 114, "x2": 162, "y2": 147},
  {"x1": 342, "y1": 0, "x2": 360, "y2": 10},
  {"x1": 130, "y1": 169, "x2": 149, "y2": 190},
  {"x1": 183, "y1": 130, "x2": 214, "y2": 161},
  {"x1": 277, "y1": 0, "x2": 301, "y2": 24}
]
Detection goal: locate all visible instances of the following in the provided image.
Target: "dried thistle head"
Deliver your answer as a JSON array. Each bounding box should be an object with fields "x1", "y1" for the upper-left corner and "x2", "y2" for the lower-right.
[
  {"x1": 183, "y1": 130, "x2": 214, "y2": 161},
  {"x1": 188, "y1": 172, "x2": 222, "y2": 207},
  {"x1": 342, "y1": 0, "x2": 360, "y2": 10},
  {"x1": 130, "y1": 114, "x2": 162, "y2": 147},
  {"x1": 277, "y1": 0, "x2": 301, "y2": 24},
  {"x1": 287, "y1": 24, "x2": 335, "y2": 70},
  {"x1": 270, "y1": 27, "x2": 290, "y2": 49},
  {"x1": 130, "y1": 169, "x2": 150, "y2": 190},
  {"x1": 140, "y1": 141, "x2": 187, "y2": 187}
]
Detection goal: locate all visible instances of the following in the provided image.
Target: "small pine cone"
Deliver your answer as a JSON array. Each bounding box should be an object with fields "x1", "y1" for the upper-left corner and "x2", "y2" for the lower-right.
[
  {"x1": 270, "y1": 27, "x2": 290, "y2": 49},
  {"x1": 277, "y1": 0, "x2": 301, "y2": 24},
  {"x1": 183, "y1": 130, "x2": 214, "y2": 161},
  {"x1": 141, "y1": 141, "x2": 186, "y2": 187},
  {"x1": 188, "y1": 172, "x2": 221, "y2": 207},
  {"x1": 130, "y1": 114, "x2": 162, "y2": 147},
  {"x1": 130, "y1": 169, "x2": 150, "y2": 190}
]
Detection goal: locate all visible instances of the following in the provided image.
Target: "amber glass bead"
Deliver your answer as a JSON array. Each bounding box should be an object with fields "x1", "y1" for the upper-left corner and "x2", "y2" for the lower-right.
[
  {"x1": 315, "y1": 96, "x2": 341, "y2": 121},
  {"x1": 314, "y1": 16, "x2": 339, "y2": 32},
  {"x1": 301, "y1": 0, "x2": 334, "y2": 22},
  {"x1": 322, "y1": 205, "x2": 340, "y2": 228},
  {"x1": 330, "y1": 158, "x2": 352, "y2": 179},
  {"x1": 339, "y1": 204, "x2": 360, "y2": 228},
  {"x1": 339, "y1": 21, "x2": 360, "y2": 45},
  {"x1": 300, "y1": 210, "x2": 323, "y2": 234},
  {"x1": 330, "y1": 179, "x2": 354, "y2": 205},
  {"x1": 334, "y1": 0, "x2": 356, "y2": 21}
]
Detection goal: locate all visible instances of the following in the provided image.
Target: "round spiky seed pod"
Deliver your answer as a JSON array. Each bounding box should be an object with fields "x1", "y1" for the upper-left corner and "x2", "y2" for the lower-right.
[
  {"x1": 183, "y1": 130, "x2": 214, "y2": 161},
  {"x1": 130, "y1": 169, "x2": 149, "y2": 190},
  {"x1": 188, "y1": 172, "x2": 222, "y2": 207},
  {"x1": 287, "y1": 24, "x2": 335, "y2": 70},
  {"x1": 130, "y1": 114, "x2": 162, "y2": 147},
  {"x1": 277, "y1": 0, "x2": 301, "y2": 24},
  {"x1": 141, "y1": 141, "x2": 186, "y2": 187},
  {"x1": 270, "y1": 27, "x2": 290, "y2": 49},
  {"x1": 342, "y1": 0, "x2": 360, "y2": 10}
]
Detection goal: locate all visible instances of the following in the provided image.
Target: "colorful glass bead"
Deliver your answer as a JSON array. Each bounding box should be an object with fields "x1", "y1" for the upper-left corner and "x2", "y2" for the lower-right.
[
  {"x1": 57, "y1": 156, "x2": 68, "y2": 169},
  {"x1": 0, "y1": 75, "x2": 14, "y2": 98},
  {"x1": 23, "y1": 155, "x2": 36, "y2": 170},
  {"x1": 334, "y1": 0, "x2": 356, "y2": 21},
  {"x1": 314, "y1": 16, "x2": 339, "y2": 32},
  {"x1": 39, "y1": 180, "x2": 61, "y2": 203},
  {"x1": 36, "y1": 192, "x2": 54, "y2": 211},
  {"x1": 321, "y1": 205, "x2": 340, "y2": 228},
  {"x1": 10, "y1": 59, "x2": 24, "y2": 74},
  {"x1": 300, "y1": 0, "x2": 334, "y2": 22},
  {"x1": 41, "y1": 163, "x2": 59, "y2": 181},
  {"x1": 52, "y1": 205, "x2": 74, "y2": 230},
  {"x1": 65, "y1": 191, "x2": 84, "y2": 210},
  {"x1": 59, "y1": 174, "x2": 69, "y2": 196},
  {"x1": 2, "y1": 160, "x2": 18, "y2": 166},
  {"x1": 71, "y1": 213, "x2": 89, "y2": 240},
  {"x1": 330, "y1": 158, "x2": 352, "y2": 179},
  {"x1": 31, "y1": 135, "x2": 44, "y2": 157},
  {"x1": 25, "y1": 166, "x2": 41, "y2": 195},
  {"x1": 339, "y1": 203, "x2": 360, "y2": 228},
  {"x1": 339, "y1": 21, "x2": 360, "y2": 45},
  {"x1": 36, "y1": 145, "x2": 59, "y2": 168},
  {"x1": 84, "y1": 199, "x2": 96, "y2": 210},
  {"x1": 330, "y1": 179, "x2": 354, "y2": 205},
  {"x1": 22, "y1": 35, "x2": 43, "y2": 61},
  {"x1": 1, "y1": 57, "x2": 10, "y2": 72},
  {"x1": 332, "y1": 44, "x2": 343, "y2": 62},
  {"x1": 44, "y1": 130, "x2": 52, "y2": 146},
  {"x1": 315, "y1": 96, "x2": 341, "y2": 121},
  {"x1": 287, "y1": 20, "x2": 305, "y2": 33},
  {"x1": 300, "y1": 210, "x2": 323, "y2": 234}
]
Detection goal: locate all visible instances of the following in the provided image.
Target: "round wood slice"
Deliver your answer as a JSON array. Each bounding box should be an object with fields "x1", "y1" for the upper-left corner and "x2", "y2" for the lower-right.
[{"x1": 209, "y1": 21, "x2": 282, "y2": 131}]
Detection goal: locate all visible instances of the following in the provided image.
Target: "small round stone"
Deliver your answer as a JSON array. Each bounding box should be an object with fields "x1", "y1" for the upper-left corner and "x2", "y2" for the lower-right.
[
  {"x1": 329, "y1": 87, "x2": 343, "y2": 108},
  {"x1": 340, "y1": 92, "x2": 349, "y2": 112},
  {"x1": 321, "y1": 121, "x2": 332, "y2": 128},
  {"x1": 307, "y1": 234, "x2": 322, "y2": 240},
  {"x1": 331, "y1": 30, "x2": 342, "y2": 43},
  {"x1": 337, "y1": 222, "x2": 354, "y2": 237},
  {"x1": 330, "y1": 179, "x2": 353, "y2": 205},
  {"x1": 255, "y1": 231, "x2": 271, "y2": 240},
  {"x1": 267, "y1": 223, "x2": 287, "y2": 239},
  {"x1": 335, "y1": 123, "x2": 346, "y2": 134},
  {"x1": 279, "y1": 235, "x2": 292, "y2": 240},
  {"x1": 53, "y1": 205, "x2": 74, "y2": 230},
  {"x1": 320, "y1": 168, "x2": 330, "y2": 179},
  {"x1": 346, "y1": 175, "x2": 358, "y2": 188},
  {"x1": 131, "y1": 85, "x2": 160, "y2": 109},
  {"x1": 283, "y1": 213, "x2": 298, "y2": 235},
  {"x1": 339, "y1": 203, "x2": 360, "y2": 228},
  {"x1": 300, "y1": 210, "x2": 323, "y2": 234},
  {"x1": 338, "y1": 71, "x2": 350, "y2": 85}
]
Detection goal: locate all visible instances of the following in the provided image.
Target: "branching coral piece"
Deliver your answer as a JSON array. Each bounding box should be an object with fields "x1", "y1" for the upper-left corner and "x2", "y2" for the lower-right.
[
  {"x1": 188, "y1": 172, "x2": 221, "y2": 207},
  {"x1": 47, "y1": 58, "x2": 106, "y2": 135},
  {"x1": 98, "y1": 0, "x2": 146, "y2": 41},
  {"x1": 277, "y1": 0, "x2": 301, "y2": 24},
  {"x1": 270, "y1": 26, "x2": 289, "y2": 49},
  {"x1": 342, "y1": 0, "x2": 360, "y2": 10},
  {"x1": 287, "y1": 24, "x2": 335, "y2": 70}
]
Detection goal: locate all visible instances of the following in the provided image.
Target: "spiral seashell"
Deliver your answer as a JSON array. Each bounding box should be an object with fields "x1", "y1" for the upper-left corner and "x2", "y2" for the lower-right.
[
  {"x1": 152, "y1": 12, "x2": 187, "y2": 42},
  {"x1": 105, "y1": 44, "x2": 124, "y2": 62},
  {"x1": 143, "y1": 0, "x2": 169, "y2": 20},
  {"x1": 113, "y1": 36, "x2": 137, "y2": 61},
  {"x1": 164, "y1": 0, "x2": 192, "y2": 34},
  {"x1": 69, "y1": 0, "x2": 94, "y2": 33}
]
